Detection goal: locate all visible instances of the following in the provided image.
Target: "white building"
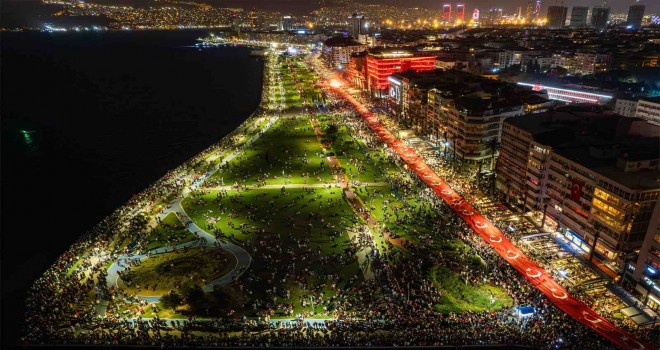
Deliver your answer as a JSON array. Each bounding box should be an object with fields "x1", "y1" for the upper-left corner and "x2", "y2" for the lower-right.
[
  {"x1": 635, "y1": 98, "x2": 660, "y2": 126},
  {"x1": 614, "y1": 98, "x2": 638, "y2": 118},
  {"x1": 614, "y1": 98, "x2": 660, "y2": 126},
  {"x1": 322, "y1": 37, "x2": 366, "y2": 70}
]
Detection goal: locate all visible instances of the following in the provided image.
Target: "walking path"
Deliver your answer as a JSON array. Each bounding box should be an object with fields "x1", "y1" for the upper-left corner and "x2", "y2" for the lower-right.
[
  {"x1": 200, "y1": 182, "x2": 387, "y2": 192},
  {"x1": 329, "y1": 80, "x2": 654, "y2": 350},
  {"x1": 309, "y1": 117, "x2": 376, "y2": 280}
]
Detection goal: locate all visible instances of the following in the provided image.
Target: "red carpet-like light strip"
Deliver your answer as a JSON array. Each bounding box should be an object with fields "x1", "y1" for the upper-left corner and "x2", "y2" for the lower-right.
[{"x1": 330, "y1": 84, "x2": 653, "y2": 350}]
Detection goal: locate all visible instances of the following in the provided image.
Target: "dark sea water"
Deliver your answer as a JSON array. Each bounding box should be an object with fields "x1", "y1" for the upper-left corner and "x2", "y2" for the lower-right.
[{"x1": 1, "y1": 30, "x2": 263, "y2": 347}]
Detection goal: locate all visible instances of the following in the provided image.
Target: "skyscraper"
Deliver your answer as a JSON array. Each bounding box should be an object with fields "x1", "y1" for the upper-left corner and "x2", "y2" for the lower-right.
[
  {"x1": 591, "y1": 6, "x2": 610, "y2": 31},
  {"x1": 547, "y1": 6, "x2": 567, "y2": 29},
  {"x1": 348, "y1": 13, "x2": 365, "y2": 38},
  {"x1": 569, "y1": 6, "x2": 589, "y2": 28},
  {"x1": 626, "y1": 5, "x2": 645, "y2": 28},
  {"x1": 456, "y1": 3, "x2": 466, "y2": 23},
  {"x1": 534, "y1": 0, "x2": 541, "y2": 22},
  {"x1": 279, "y1": 16, "x2": 294, "y2": 31},
  {"x1": 442, "y1": 4, "x2": 452, "y2": 22}
]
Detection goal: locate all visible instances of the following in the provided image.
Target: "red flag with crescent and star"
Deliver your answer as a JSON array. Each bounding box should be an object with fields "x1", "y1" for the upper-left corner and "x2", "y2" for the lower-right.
[{"x1": 570, "y1": 178, "x2": 583, "y2": 202}]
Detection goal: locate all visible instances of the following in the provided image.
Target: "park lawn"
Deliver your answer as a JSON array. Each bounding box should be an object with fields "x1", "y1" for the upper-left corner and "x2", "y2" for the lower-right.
[
  {"x1": 430, "y1": 265, "x2": 513, "y2": 314},
  {"x1": 270, "y1": 260, "x2": 364, "y2": 319},
  {"x1": 355, "y1": 185, "x2": 442, "y2": 246},
  {"x1": 182, "y1": 187, "x2": 358, "y2": 248},
  {"x1": 145, "y1": 213, "x2": 197, "y2": 251},
  {"x1": 318, "y1": 118, "x2": 386, "y2": 184},
  {"x1": 141, "y1": 307, "x2": 188, "y2": 319},
  {"x1": 119, "y1": 247, "x2": 237, "y2": 297},
  {"x1": 207, "y1": 118, "x2": 336, "y2": 187},
  {"x1": 181, "y1": 187, "x2": 366, "y2": 317}
]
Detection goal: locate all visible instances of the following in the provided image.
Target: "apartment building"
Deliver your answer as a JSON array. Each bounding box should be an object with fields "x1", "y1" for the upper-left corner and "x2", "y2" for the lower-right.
[
  {"x1": 496, "y1": 107, "x2": 660, "y2": 271},
  {"x1": 573, "y1": 52, "x2": 612, "y2": 75},
  {"x1": 614, "y1": 97, "x2": 660, "y2": 126},
  {"x1": 426, "y1": 76, "x2": 525, "y2": 167},
  {"x1": 624, "y1": 196, "x2": 660, "y2": 313},
  {"x1": 614, "y1": 98, "x2": 639, "y2": 118},
  {"x1": 635, "y1": 98, "x2": 660, "y2": 126},
  {"x1": 322, "y1": 36, "x2": 366, "y2": 70}
]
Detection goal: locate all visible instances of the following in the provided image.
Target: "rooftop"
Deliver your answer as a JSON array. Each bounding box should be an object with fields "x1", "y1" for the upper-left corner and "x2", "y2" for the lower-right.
[
  {"x1": 323, "y1": 36, "x2": 362, "y2": 47},
  {"x1": 504, "y1": 106, "x2": 660, "y2": 190}
]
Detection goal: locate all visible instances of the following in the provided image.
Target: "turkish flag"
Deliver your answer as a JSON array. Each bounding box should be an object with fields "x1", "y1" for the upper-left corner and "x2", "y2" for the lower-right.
[{"x1": 570, "y1": 179, "x2": 583, "y2": 202}]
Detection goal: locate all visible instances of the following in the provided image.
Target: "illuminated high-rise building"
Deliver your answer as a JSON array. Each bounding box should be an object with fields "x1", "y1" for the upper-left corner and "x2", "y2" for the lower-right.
[
  {"x1": 534, "y1": 0, "x2": 541, "y2": 22},
  {"x1": 488, "y1": 8, "x2": 504, "y2": 25},
  {"x1": 348, "y1": 13, "x2": 365, "y2": 38},
  {"x1": 547, "y1": 6, "x2": 567, "y2": 29},
  {"x1": 591, "y1": 6, "x2": 610, "y2": 31},
  {"x1": 442, "y1": 3, "x2": 452, "y2": 22},
  {"x1": 279, "y1": 16, "x2": 294, "y2": 31},
  {"x1": 525, "y1": 1, "x2": 534, "y2": 21},
  {"x1": 456, "y1": 3, "x2": 465, "y2": 23}
]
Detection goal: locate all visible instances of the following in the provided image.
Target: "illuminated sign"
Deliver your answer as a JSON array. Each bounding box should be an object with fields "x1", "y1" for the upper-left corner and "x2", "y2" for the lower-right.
[
  {"x1": 387, "y1": 77, "x2": 402, "y2": 85},
  {"x1": 473, "y1": 9, "x2": 480, "y2": 21},
  {"x1": 517, "y1": 82, "x2": 612, "y2": 105}
]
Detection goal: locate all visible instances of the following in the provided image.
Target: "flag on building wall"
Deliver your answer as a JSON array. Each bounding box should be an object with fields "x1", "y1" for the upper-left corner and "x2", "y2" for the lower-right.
[{"x1": 570, "y1": 178, "x2": 583, "y2": 202}]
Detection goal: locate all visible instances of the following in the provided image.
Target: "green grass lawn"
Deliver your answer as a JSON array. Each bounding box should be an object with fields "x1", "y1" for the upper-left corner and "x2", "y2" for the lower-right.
[
  {"x1": 430, "y1": 265, "x2": 513, "y2": 313},
  {"x1": 144, "y1": 213, "x2": 198, "y2": 251},
  {"x1": 181, "y1": 186, "x2": 367, "y2": 317},
  {"x1": 207, "y1": 118, "x2": 336, "y2": 187},
  {"x1": 119, "y1": 246, "x2": 236, "y2": 296}
]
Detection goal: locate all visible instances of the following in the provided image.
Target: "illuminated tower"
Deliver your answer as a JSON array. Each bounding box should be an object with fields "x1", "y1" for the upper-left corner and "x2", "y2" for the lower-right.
[
  {"x1": 534, "y1": 0, "x2": 541, "y2": 22},
  {"x1": 472, "y1": 9, "x2": 480, "y2": 24},
  {"x1": 442, "y1": 3, "x2": 452, "y2": 22},
  {"x1": 456, "y1": 3, "x2": 465, "y2": 23},
  {"x1": 525, "y1": 1, "x2": 534, "y2": 21}
]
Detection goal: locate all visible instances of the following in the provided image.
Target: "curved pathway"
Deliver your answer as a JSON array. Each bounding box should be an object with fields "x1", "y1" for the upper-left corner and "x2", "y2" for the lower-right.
[{"x1": 329, "y1": 80, "x2": 654, "y2": 350}]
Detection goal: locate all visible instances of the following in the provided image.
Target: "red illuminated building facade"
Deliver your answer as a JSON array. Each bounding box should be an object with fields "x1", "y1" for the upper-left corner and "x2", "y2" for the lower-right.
[
  {"x1": 456, "y1": 3, "x2": 465, "y2": 23},
  {"x1": 364, "y1": 48, "x2": 439, "y2": 97},
  {"x1": 442, "y1": 4, "x2": 452, "y2": 22}
]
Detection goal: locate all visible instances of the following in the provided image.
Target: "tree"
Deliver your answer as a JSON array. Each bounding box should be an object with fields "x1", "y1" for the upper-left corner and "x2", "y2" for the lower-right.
[
  {"x1": 540, "y1": 196, "x2": 551, "y2": 231},
  {"x1": 325, "y1": 123, "x2": 339, "y2": 142},
  {"x1": 485, "y1": 137, "x2": 501, "y2": 171},
  {"x1": 485, "y1": 137, "x2": 501, "y2": 194},
  {"x1": 589, "y1": 221, "x2": 603, "y2": 262},
  {"x1": 184, "y1": 285, "x2": 208, "y2": 315},
  {"x1": 160, "y1": 291, "x2": 183, "y2": 310}
]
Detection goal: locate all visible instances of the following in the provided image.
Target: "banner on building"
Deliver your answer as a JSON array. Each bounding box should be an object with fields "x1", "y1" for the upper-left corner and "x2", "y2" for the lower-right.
[{"x1": 570, "y1": 178, "x2": 583, "y2": 202}]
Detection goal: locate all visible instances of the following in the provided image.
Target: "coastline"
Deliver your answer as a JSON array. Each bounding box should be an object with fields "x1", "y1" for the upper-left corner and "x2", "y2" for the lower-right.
[{"x1": 12, "y1": 42, "x2": 270, "y2": 347}]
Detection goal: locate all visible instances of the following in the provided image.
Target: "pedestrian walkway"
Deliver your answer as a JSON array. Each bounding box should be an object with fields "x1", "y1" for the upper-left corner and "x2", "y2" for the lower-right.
[{"x1": 200, "y1": 182, "x2": 387, "y2": 192}]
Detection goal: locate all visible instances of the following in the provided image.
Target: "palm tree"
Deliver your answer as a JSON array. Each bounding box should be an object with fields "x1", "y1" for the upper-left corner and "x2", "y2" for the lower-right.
[
  {"x1": 485, "y1": 137, "x2": 501, "y2": 194},
  {"x1": 504, "y1": 179, "x2": 512, "y2": 203},
  {"x1": 540, "y1": 196, "x2": 551, "y2": 231},
  {"x1": 589, "y1": 221, "x2": 603, "y2": 262},
  {"x1": 485, "y1": 137, "x2": 501, "y2": 171}
]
